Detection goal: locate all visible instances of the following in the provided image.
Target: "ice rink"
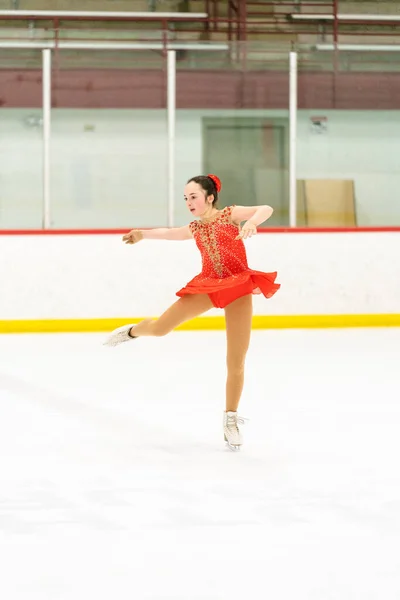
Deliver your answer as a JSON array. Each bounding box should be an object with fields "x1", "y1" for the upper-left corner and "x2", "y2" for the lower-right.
[{"x1": 1, "y1": 328, "x2": 400, "y2": 600}]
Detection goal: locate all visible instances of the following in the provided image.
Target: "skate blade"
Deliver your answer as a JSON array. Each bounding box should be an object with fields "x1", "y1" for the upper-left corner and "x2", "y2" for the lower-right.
[
  {"x1": 224, "y1": 434, "x2": 241, "y2": 451},
  {"x1": 225, "y1": 441, "x2": 241, "y2": 452}
]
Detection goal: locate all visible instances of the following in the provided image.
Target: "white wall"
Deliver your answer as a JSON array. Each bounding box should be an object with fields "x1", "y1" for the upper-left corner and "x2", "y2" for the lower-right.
[
  {"x1": 1, "y1": 108, "x2": 400, "y2": 229},
  {"x1": 0, "y1": 232, "x2": 399, "y2": 320}
]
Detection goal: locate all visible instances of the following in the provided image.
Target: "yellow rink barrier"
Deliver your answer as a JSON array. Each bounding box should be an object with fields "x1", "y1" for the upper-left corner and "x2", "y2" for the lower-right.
[{"x1": 0, "y1": 314, "x2": 400, "y2": 333}]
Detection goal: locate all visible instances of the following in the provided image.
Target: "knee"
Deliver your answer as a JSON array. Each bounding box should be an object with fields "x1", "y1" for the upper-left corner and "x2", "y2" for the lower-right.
[{"x1": 226, "y1": 355, "x2": 246, "y2": 374}]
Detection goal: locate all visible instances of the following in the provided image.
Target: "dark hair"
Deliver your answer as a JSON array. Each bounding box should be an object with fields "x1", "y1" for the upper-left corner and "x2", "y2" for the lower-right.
[{"x1": 187, "y1": 175, "x2": 221, "y2": 206}]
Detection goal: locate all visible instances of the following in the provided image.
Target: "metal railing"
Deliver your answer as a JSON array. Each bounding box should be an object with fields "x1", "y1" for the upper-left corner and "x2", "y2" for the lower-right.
[
  {"x1": 0, "y1": 2, "x2": 400, "y2": 49},
  {"x1": 200, "y1": 1, "x2": 400, "y2": 44}
]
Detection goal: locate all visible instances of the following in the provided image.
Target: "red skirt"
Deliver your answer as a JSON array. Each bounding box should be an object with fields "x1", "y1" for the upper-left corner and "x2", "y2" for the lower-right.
[{"x1": 176, "y1": 270, "x2": 280, "y2": 309}]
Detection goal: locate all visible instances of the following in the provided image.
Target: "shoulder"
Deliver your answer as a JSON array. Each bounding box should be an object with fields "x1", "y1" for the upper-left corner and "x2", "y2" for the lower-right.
[
  {"x1": 222, "y1": 205, "x2": 234, "y2": 214},
  {"x1": 220, "y1": 205, "x2": 237, "y2": 223},
  {"x1": 189, "y1": 220, "x2": 199, "y2": 234}
]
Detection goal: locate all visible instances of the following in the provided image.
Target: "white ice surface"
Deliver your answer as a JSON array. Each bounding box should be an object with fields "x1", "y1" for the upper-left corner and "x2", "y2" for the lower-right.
[{"x1": 0, "y1": 329, "x2": 400, "y2": 600}]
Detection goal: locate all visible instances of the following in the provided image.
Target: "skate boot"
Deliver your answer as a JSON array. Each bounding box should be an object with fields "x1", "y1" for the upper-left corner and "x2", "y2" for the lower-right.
[
  {"x1": 103, "y1": 324, "x2": 137, "y2": 347},
  {"x1": 223, "y1": 411, "x2": 247, "y2": 451}
]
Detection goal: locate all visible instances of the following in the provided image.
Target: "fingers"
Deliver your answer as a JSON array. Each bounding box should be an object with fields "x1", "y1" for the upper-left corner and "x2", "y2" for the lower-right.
[
  {"x1": 235, "y1": 228, "x2": 256, "y2": 240},
  {"x1": 122, "y1": 230, "x2": 143, "y2": 244}
]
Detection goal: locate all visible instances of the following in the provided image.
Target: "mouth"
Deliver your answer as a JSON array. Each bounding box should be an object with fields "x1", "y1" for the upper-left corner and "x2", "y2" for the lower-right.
[{"x1": 190, "y1": 208, "x2": 195, "y2": 213}]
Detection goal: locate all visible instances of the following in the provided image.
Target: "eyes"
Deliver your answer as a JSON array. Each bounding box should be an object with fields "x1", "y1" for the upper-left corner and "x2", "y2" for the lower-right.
[{"x1": 185, "y1": 194, "x2": 197, "y2": 202}]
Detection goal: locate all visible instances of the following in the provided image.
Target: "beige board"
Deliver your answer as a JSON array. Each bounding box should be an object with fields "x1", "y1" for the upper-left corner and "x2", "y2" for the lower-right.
[{"x1": 297, "y1": 179, "x2": 356, "y2": 227}]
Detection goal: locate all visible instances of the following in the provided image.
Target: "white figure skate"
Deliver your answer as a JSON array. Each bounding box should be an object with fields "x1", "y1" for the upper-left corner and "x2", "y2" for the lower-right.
[
  {"x1": 103, "y1": 324, "x2": 137, "y2": 347},
  {"x1": 223, "y1": 411, "x2": 248, "y2": 451}
]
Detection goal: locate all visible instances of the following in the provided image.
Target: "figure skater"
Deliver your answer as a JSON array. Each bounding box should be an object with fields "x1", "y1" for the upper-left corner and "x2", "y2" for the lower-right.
[{"x1": 104, "y1": 174, "x2": 280, "y2": 450}]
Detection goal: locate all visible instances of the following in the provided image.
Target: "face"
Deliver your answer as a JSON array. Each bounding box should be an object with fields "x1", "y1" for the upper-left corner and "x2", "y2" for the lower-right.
[{"x1": 184, "y1": 181, "x2": 213, "y2": 217}]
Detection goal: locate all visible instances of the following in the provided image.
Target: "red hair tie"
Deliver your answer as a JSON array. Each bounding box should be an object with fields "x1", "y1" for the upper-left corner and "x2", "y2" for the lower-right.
[{"x1": 207, "y1": 174, "x2": 222, "y2": 193}]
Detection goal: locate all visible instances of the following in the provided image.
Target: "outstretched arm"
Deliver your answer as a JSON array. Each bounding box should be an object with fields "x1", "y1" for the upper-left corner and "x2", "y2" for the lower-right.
[{"x1": 123, "y1": 225, "x2": 192, "y2": 245}]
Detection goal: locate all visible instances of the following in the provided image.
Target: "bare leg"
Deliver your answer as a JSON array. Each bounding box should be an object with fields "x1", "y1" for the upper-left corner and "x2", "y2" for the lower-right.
[
  {"x1": 131, "y1": 294, "x2": 213, "y2": 337},
  {"x1": 224, "y1": 294, "x2": 253, "y2": 412}
]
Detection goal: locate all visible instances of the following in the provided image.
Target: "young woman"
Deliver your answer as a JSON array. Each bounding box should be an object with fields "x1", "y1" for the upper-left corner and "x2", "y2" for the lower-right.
[{"x1": 105, "y1": 174, "x2": 280, "y2": 450}]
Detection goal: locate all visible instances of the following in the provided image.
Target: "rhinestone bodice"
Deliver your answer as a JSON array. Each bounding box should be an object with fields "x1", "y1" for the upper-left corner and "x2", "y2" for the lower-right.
[{"x1": 189, "y1": 206, "x2": 248, "y2": 279}]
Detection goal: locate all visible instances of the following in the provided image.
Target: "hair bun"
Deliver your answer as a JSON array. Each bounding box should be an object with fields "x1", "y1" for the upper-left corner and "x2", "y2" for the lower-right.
[{"x1": 207, "y1": 174, "x2": 222, "y2": 193}]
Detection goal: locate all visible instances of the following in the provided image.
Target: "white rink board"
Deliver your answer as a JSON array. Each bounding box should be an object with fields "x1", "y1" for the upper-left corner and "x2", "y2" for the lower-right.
[{"x1": 0, "y1": 232, "x2": 399, "y2": 319}]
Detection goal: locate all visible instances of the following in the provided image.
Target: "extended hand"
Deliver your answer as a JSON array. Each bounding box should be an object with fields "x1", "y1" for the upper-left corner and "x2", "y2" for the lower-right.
[
  {"x1": 122, "y1": 229, "x2": 144, "y2": 245},
  {"x1": 235, "y1": 221, "x2": 257, "y2": 240}
]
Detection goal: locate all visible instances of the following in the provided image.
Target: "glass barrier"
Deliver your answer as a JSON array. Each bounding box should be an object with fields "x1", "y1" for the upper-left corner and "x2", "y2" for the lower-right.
[
  {"x1": 50, "y1": 49, "x2": 168, "y2": 229},
  {"x1": 0, "y1": 37, "x2": 399, "y2": 229},
  {"x1": 174, "y1": 41, "x2": 291, "y2": 227},
  {"x1": 296, "y1": 45, "x2": 400, "y2": 227},
  {"x1": 0, "y1": 48, "x2": 43, "y2": 228}
]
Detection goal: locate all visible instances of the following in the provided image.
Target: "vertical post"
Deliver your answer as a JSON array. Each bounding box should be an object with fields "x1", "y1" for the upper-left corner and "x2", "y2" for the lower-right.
[
  {"x1": 333, "y1": 0, "x2": 339, "y2": 47},
  {"x1": 240, "y1": 0, "x2": 247, "y2": 42},
  {"x1": 289, "y1": 51, "x2": 297, "y2": 228},
  {"x1": 333, "y1": 0, "x2": 339, "y2": 108},
  {"x1": 228, "y1": 0, "x2": 232, "y2": 42},
  {"x1": 42, "y1": 48, "x2": 51, "y2": 229},
  {"x1": 205, "y1": 0, "x2": 210, "y2": 35},
  {"x1": 167, "y1": 50, "x2": 176, "y2": 228}
]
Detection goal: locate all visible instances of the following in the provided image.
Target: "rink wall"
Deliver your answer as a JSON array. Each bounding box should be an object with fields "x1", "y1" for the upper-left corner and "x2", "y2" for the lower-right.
[{"x1": 1, "y1": 229, "x2": 400, "y2": 332}]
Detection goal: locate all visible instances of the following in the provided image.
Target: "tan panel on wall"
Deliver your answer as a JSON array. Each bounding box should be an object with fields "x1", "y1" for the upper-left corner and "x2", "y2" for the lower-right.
[
  {"x1": 296, "y1": 180, "x2": 307, "y2": 226},
  {"x1": 297, "y1": 179, "x2": 356, "y2": 227}
]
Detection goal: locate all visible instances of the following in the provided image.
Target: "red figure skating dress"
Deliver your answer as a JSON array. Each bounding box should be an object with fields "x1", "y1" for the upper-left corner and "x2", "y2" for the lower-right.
[{"x1": 176, "y1": 206, "x2": 280, "y2": 309}]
